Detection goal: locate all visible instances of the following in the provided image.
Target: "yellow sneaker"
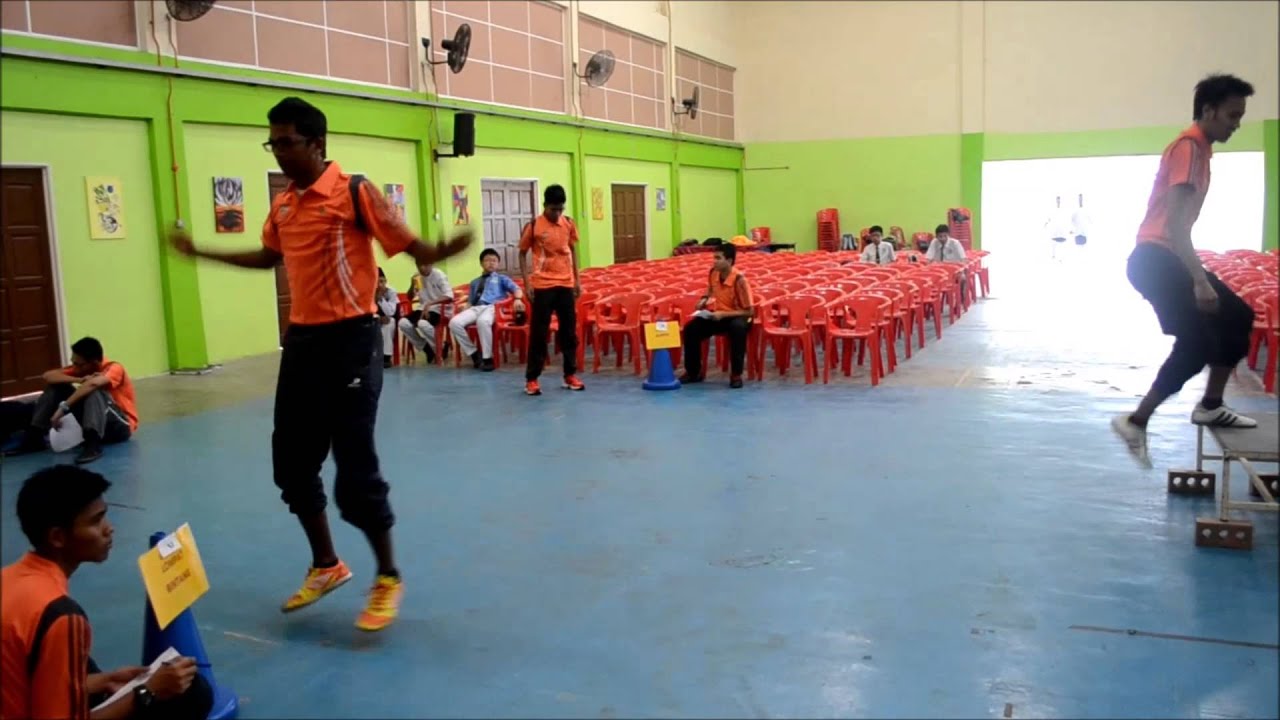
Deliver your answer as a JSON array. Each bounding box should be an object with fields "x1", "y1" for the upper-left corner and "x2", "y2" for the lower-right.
[
  {"x1": 355, "y1": 575, "x2": 403, "y2": 632},
  {"x1": 280, "y1": 561, "x2": 352, "y2": 613}
]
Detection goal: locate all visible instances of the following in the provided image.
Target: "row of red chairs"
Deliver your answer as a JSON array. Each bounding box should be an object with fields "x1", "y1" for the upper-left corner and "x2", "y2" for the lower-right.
[
  {"x1": 1200, "y1": 248, "x2": 1280, "y2": 394},
  {"x1": 389, "y1": 248, "x2": 991, "y2": 385}
]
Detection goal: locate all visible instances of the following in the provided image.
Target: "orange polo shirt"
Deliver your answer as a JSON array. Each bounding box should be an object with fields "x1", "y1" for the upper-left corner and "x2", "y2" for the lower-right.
[
  {"x1": 1, "y1": 553, "x2": 92, "y2": 720},
  {"x1": 519, "y1": 214, "x2": 579, "y2": 290},
  {"x1": 1136, "y1": 124, "x2": 1212, "y2": 246},
  {"x1": 63, "y1": 359, "x2": 138, "y2": 433},
  {"x1": 707, "y1": 266, "x2": 753, "y2": 312},
  {"x1": 262, "y1": 162, "x2": 418, "y2": 325}
]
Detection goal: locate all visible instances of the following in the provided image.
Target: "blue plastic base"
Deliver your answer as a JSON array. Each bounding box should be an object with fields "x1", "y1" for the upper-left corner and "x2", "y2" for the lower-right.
[
  {"x1": 643, "y1": 349, "x2": 681, "y2": 391},
  {"x1": 207, "y1": 682, "x2": 239, "y2": 720}
]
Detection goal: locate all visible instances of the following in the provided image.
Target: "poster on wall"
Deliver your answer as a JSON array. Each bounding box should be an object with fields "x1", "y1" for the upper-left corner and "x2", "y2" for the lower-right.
[
  {"x1": 85, "y1": 177, "x2": 125, "y2": 240},
  {"x1": 656, "y1": 188, "x2": 667, "y2": 211},
  {"x1": 383, "y1": 183, "x2": 406, "y2": 219},
  {"x1": 591, "y1": 187, "x2": 604, "y2": 220},
  {"x1": 212, "y1": 177, "x2": 245, "y2": 233},
  {"x1": 452, "y1": 184, "x2": 469, "y2": 225}
]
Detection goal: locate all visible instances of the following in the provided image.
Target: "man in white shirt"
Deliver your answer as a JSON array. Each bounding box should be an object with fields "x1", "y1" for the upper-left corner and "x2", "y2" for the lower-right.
[
  {"x1": 397, "y1": 262, "x2": 452, "y2": 363},
  {"x1": 860, "y1": 225, "x2": 896, "y2": 264},
  {"x1": 926, "y1": 224, "x2": 966, "y2": 263}
]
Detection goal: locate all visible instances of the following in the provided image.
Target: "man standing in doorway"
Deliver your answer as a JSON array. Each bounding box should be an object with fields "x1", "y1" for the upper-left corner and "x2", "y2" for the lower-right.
[
  {"x1": 519, "y1": 184, "x2": 585, "y2": 395},
  {"x1": 170, "y1": 97, "x2": 472, "y2": 631},
  {"x1": 1112, "y1": 74, "x2": 1257, "y2": 468}
]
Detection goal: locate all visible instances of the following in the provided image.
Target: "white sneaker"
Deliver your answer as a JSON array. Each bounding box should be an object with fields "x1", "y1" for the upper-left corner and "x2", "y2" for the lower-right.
[
  {"x1": 1111, "y1": 414, "x2": 1152, "y2": 469},
  {"x1": 1191, "y1": 403, "x2": 1257, "y2": 428}
]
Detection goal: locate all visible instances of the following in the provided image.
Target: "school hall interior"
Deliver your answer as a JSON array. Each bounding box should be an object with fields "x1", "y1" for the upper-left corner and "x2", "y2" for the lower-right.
[{"x1": 1, "y1": 0, "x2": 1278, "y2": 717}]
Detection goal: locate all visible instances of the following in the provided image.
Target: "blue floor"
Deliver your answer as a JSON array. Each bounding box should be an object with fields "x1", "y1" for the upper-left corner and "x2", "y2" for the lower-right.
[{"x1": 2, "y1": 264, "x2": 1277, "y2": 718}]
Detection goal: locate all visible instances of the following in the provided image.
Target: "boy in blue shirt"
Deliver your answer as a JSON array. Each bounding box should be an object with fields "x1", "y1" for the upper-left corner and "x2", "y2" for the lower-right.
[{"x1": 449, "y1": 248, "x2": 525, "y2": 370}]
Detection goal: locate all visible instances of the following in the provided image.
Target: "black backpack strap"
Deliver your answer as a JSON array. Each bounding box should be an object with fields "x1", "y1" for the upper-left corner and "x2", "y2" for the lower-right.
[
  {"x1": 27, "y1": 595, "x2": 87, "y2": 677},
  {"x1": 349, "y1": 174, "x2": 367, "y2": 233}
]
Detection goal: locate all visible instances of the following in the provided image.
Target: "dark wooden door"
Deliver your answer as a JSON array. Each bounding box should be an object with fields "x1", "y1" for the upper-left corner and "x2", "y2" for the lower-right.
[
  {"x1": 267, "y1": 172, "x2": 292, "y2": 344},
  {"x1": 610, "y1": 184, "x2": 646, "y2": 264},
  {"x1": 0, "y1": 167, "x2": 63, "y2": 397},
  {"x1": 481, "y1": 179, "x2": 535, "y2": 272}
]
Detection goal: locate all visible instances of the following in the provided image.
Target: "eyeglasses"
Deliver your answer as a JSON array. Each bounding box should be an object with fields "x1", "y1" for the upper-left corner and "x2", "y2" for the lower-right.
[{"x1": 262, "y1": 136, "x2": 307, "y2": 152}]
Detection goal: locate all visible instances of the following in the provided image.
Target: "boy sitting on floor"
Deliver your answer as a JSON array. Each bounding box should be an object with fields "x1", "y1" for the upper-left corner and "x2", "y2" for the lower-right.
[
  {"x1": 448, "y1": 248, "x2": 525, "y2": 371},
  {"x1": 1, "y1": 465, "x2": 213, "y2": 719},
  {"x1": 5, "y1": 337, "x2": 138, "y2": 465}
]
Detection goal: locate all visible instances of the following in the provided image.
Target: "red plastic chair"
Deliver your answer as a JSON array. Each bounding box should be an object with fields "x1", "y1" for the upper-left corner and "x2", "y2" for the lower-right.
[
  {"x1": 824, "y1": 296, "x2": 887, "y2": 386},
  {"x1": 592, "y1": 292, "x2": 653, "y2": 374},
  {"x1": 757, "y1": 295, "x2": 823, "y2": 384}
]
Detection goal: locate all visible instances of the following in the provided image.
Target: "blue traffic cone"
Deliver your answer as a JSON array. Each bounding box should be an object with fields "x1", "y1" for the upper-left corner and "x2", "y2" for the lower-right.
[
  {"x1": 643, "y1": 348, "x2": 681, "y2": 391},
  {"x1": 142, "y1": 532, "x2": 239, "y2": 720}
]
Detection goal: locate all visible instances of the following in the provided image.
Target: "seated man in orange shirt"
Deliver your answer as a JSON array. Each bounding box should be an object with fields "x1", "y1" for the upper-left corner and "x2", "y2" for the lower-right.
[
  {"x1": 5, "y1": 337, "x2": 138, "y2": 465},
  {"x1": 679, "y1": 244, "x2": 754, "y2": 389},
  {"x1": 1, "y1": 465, "x2": 212, "y2": 719}
]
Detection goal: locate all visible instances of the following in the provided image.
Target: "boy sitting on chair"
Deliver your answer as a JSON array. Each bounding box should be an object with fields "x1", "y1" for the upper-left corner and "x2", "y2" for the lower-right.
[
  {"x1": 448, "y1": 248, "x2": 525, "y2": 371},
  {"x1": 397, "y1": 262, "x2": 452, "y2": 363},
  {"x1": 679, "y1": 244, "x2": 754, "y2": 389}
]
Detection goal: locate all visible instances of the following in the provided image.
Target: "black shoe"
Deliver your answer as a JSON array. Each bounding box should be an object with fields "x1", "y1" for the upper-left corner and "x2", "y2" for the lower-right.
[
  {"x1": 75, "y1": 443, "x2": 103, "y2": 465},
  {"x1": 678, "y1": 372, "x2": 703, "y2": 384},
  {"x1": 471, "y1": 351, "x2": 482, "y2": 369},
  {"x1": 424, "y1": 348, "x2": 437, "y2": 364},
  {"x1": 729, "y1": 376, "x2": 744, "y2": 389},
  {"x1": 383, "y1": 355, "x2": 393, "y2": 369},
  {"x1": 4, "y1": 433, "x2": 45, "y2": 457},
  {"x1": 482, "y1": 358, "x2": 495, "y2": 372}
]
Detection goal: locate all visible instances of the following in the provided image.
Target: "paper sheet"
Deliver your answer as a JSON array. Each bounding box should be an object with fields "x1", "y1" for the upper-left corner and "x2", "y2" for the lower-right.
[
  {"x1": 692, "y1": 309, "x2": 714, "y2": 320},
  {"x1": 91, "y1": 647, "x2": 181, "y2": 711},
  {"x1": 48, "y1": 414, "x2": 84, "y2": 453}
]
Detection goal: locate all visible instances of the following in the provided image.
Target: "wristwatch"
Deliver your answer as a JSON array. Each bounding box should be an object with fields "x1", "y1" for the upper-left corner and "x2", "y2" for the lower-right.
[
  {"x1": 134, "y1": 685, "x2": 154, "y2": 708},
  {"x1": 58, "y1": 401, "x2": 71, "y2": 413}
]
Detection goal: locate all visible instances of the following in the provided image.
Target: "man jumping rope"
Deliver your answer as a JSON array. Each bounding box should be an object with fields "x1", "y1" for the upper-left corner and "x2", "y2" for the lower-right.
[
  {"x1": 1112, "y1": 74, "x2": 1257, "y2": 468},
  {"x1": 171, "y1": 97, "x2": 472, "y2": 630}
]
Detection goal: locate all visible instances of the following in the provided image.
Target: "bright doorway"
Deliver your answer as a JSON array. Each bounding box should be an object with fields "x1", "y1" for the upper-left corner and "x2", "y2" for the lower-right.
[{"x1": 981, "y1": 152, "x2": 1267, "y2": 295}]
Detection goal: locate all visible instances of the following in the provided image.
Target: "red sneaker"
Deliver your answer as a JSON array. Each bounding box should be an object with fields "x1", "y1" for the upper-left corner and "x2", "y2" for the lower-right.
[
  {"x1": 525, "y1": 380, "x2": 542, "y2": 396},
  {"x1": 562, "y1": 375, "x2": 585, "y2": 391}
]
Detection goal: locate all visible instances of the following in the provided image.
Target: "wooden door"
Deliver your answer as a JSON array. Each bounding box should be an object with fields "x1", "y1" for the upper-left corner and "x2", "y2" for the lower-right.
[
  {"x1": 267, "y1": 172, "x2": 292, "y2": 343},
  {"x1": 0, "y1": 168, "x2": 63, "y2": 397},
  {"x1": 481, "y1": 179, "x2": 535, "y2": 273},
  {"x1": 610, "y1": 184, "x2": 646, "y2": 264}
]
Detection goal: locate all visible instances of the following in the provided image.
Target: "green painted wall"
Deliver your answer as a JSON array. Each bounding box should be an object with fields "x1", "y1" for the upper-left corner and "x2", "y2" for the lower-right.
[
  {"x1": 743, "y1": 134, "x2": 963, "y2": 251},
  {"x1": 1, "y1": 34, "x2": 745, "y2": 369},
  {"x1": 743, "y1": 120, "x2": 1277, "y2": 252},
  {"x1": 678, "y1": 166, "x2": 740, "y2": 242},
  {"x1": 0, "y1": 111, "x2": 171, "y2": 378},
  {"x1": 181, "y1": 126, "x2": 422, "y2": 363},
  {"x1": 583, "y1": 157, "x2": 674, "y2": 264},
  {"x1": 436, "y1": 148, "x2": 573, "y2": 283},
  {"x1": 181, "y1": 123, "x2": 282, "y2": 364}
]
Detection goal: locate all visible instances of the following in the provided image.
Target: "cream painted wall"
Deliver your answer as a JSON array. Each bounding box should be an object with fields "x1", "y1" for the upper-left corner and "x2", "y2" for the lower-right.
[
  {"x1": 982, "y1": 1, "x2": 1279, "y2": 134},
  {"x1": 733, "y1": 0, "x2": 1279, "y2": 143}
]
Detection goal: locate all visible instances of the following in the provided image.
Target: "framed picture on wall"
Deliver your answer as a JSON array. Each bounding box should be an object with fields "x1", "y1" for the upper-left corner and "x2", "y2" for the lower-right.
[
  {"x1": 656, "y1": 188, "x2": 667, "y2": 211},
  {"x1": 384, "y1": 183, "x2": 406, "y2": 219},
  {"x1": 85, "y1": 177, "x2": 125, "y2": 240},
  {"x1": 212, "y1": 177, "x2": 245, "y2": 233}
]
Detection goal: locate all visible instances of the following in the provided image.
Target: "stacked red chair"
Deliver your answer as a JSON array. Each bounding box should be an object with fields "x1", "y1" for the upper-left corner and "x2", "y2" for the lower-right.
[{"x1": 817, "y1": 209, "x2": 840, "y2": 252}]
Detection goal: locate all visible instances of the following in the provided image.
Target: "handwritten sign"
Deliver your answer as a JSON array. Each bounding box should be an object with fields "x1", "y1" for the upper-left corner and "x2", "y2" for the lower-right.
[
  {"x1": 137, "y1": 524, "x2": 209, "y2": 629},
  {"x1": 644, "y1": 321, "x2": 682, "y2": 350}
]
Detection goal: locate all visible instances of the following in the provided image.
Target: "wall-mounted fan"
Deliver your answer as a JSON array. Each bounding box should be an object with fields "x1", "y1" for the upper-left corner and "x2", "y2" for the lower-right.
[
  {"x1": 426, "y1": 24, "x2": 472, "y2": 74},
  {"x1": 673, "y1": 86, "x2": 700, "y2": 120},
  {"x1": 575, "y1": 49, "x2": 616, "y2": 87},
  {"x1": 166, "y1": 0, "x2": 216, "y2": 21}
]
